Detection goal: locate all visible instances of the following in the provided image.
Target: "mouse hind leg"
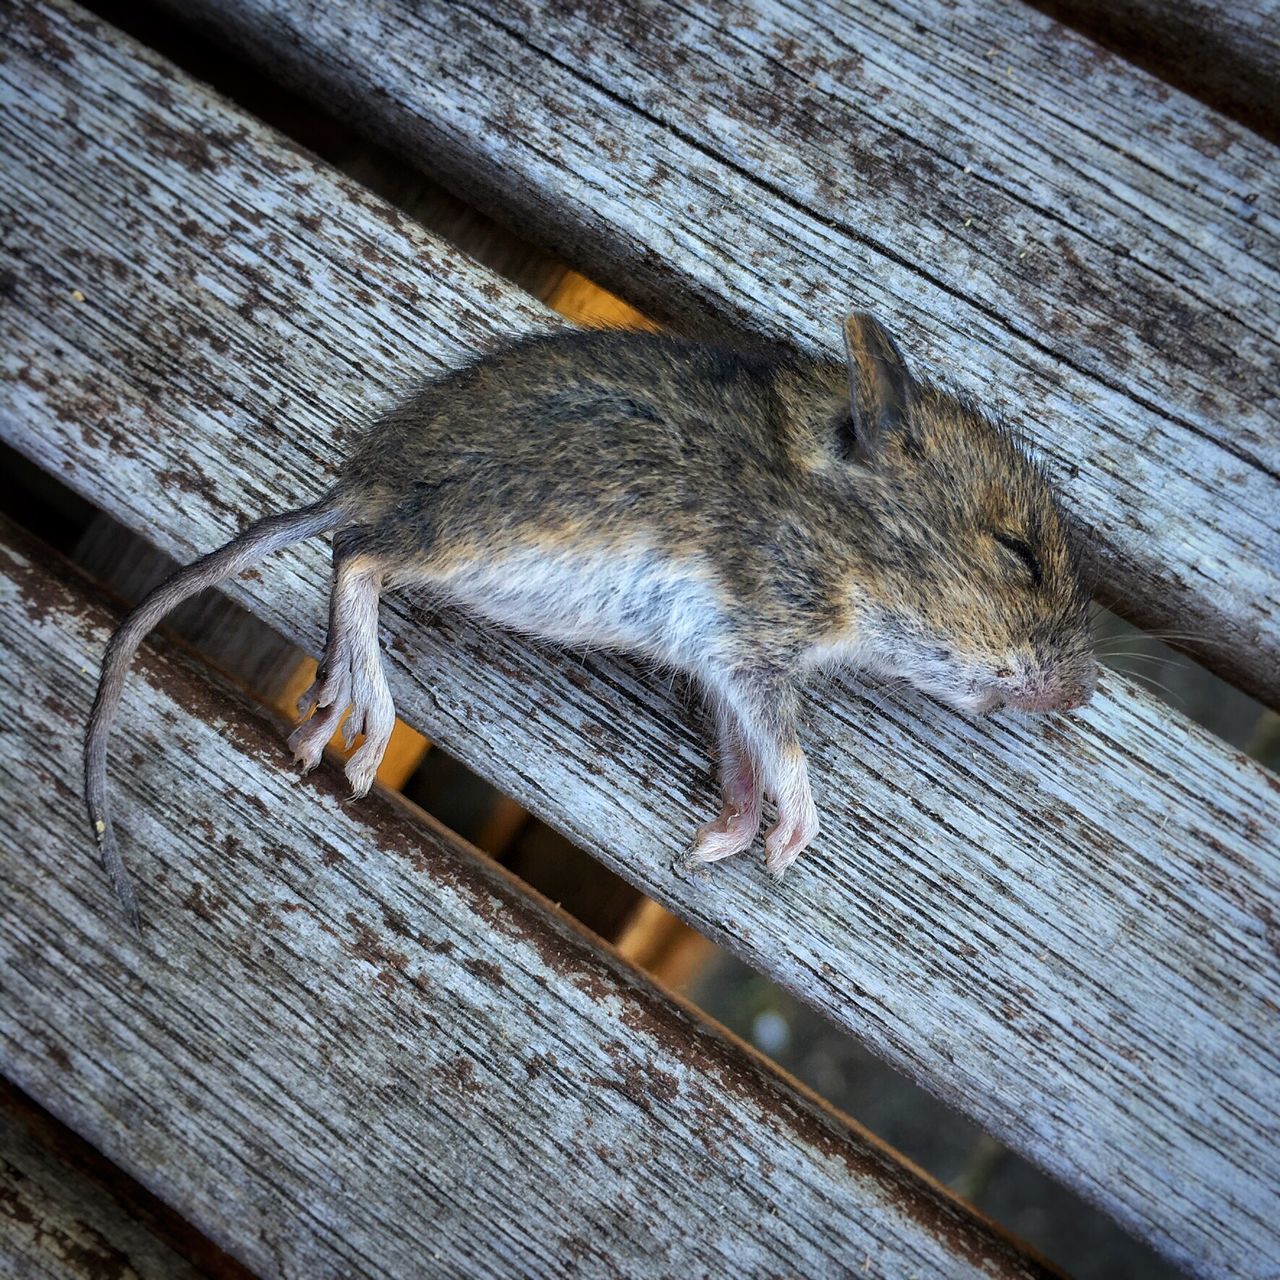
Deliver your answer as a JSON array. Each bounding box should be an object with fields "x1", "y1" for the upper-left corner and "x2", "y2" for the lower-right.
[{"x1": 289, "y1": 528, "x2": 397, "y2": 797}]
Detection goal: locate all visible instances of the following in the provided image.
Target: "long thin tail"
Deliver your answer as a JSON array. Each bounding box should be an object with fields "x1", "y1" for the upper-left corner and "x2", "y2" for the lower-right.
[{"x1": 84, "y1": 496, "x2": 347, "y2": 929}]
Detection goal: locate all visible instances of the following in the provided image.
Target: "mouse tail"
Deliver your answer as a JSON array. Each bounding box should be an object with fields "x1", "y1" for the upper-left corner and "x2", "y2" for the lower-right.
[{"x1": 84, "y1": 495, "x2": 348, "y2": 930}]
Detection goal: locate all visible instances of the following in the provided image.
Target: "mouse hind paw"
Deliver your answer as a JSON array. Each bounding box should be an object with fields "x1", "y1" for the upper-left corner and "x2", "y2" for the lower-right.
[
  {"x1": 341, "y1": 666, "x2": 396, "y2": 799},
  {"x1": 288, "y1": 663, "x2": 352, "y2": 774},
  {"x1": 286, "y1": 667, "x2": 396, "y2": 798},
  {"x1": 287, "y1": 548, "x2": 395, "y2": 793}
]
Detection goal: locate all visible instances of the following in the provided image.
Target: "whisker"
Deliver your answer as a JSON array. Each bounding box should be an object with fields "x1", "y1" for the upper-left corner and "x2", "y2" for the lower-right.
[
  {"x1": 858, "y1": 677, "x2": 909, "y2": 718},
  {"x1": 1113, "y1": 631, "x2": 1227, "y2": 650},
  {"x1": 1098, "y1": 652, "x2": 1186, "y2": 667},
  {"x1": 1091, "y1": 622, "x2": 1232, "y2": 660},
  {"x1": 1118, "y1": 669, "x2": 1191, "y2": 709}
]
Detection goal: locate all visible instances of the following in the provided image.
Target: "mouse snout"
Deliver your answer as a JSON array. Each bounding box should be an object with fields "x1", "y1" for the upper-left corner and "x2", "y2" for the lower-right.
[
  {"x1": 998, "y1": 657, "x2": 1097, "y2": 714},
  {"x1": 1056, "y1": 688, "x2": 1090, "y2": 711},
  {"x1": 1006, "y1": 684, "x2": 1090, "y2": 713},
  {"x1": 1041, "y1": 683, "x2": 1091, "y2": 712}
]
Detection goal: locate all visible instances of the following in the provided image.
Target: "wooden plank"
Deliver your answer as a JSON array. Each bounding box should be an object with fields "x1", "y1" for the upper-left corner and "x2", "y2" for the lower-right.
[
  {"x1": 1, "y1": 6, "x2": 1277, "y2": 1275},
  {"x1": 135, "y1": 0, "x2": 1280, "y2": 707},
  {"x1": 0, "y1": 1083, "x2": 251, "y2": 1280},
  {"x1": 1029, "y1": 0, "x2": 1280, "y2": 142},
  {"x1": 0, "y1": 1087, "x2": 208, "y2": 1280},
  {"x1": 0, "y1": 525, "x2": 1058, "y2": 1280}
]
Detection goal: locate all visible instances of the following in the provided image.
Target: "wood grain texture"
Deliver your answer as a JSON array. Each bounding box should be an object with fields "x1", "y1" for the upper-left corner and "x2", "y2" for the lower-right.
[
  {"x1": 2, "y1": 6, "x2": 1278, "y2": 1276},
  {"x1": 0, "y1": 525, "x2": 1058, "y2": 1280},
  {"x1": 0, "y1": 1081, "x2": 254, "y2": 1280},
  {"x1": 1029, "y1": 0, "x2": 1280, "y2": 141},
  {"x1": 0, "y1": 1091, "x2": 205, "y2": 1280},
  {"x1": 137, "y1": 0, "x2": 1280, "y2": 707}
]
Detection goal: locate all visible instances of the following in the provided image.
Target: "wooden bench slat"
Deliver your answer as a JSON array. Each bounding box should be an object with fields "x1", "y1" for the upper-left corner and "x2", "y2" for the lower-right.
[
  {"x1": 2, "y1": 7, "x2": 1277, "y2": 1276},
  {"x1": 0, "y1": 1094, "x2": 205, "y2": 1280},
  {"x1": 0, "y1": 523, "x2": 1057, "y2": 1280},
  {"x1": 141, "y1": 0, "x2": 1280, "y2": 707},
  {"x1": 1030, "y1": 0, "x2": 1280, "y2": 141}
]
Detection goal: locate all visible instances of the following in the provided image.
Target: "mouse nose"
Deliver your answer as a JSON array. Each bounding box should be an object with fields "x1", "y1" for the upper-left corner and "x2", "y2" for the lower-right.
[
  {"x1": 1051, "y1": 666, "x2": 1099, "y2": 711},
  {"x1": 1006, "y1": 679, "x2": 1093, "y2": 714},
  {"x1": 1055, "y1": 685, "x2": 1090, "y2": 711},
  {"x1": 1061, "y1": 662, "x2": 1100, "y2": 711}
]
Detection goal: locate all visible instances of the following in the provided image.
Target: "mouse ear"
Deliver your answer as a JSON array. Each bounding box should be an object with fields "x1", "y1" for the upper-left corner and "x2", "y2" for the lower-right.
[{"x1": 841, "y1": 312, "x2": 915, "y2": 464}]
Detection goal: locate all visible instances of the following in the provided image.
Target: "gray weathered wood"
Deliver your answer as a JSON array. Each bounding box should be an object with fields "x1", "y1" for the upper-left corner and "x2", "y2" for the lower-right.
[
  {"x1": 0, "y1": 526, "x2": 1059, "y2": 1280},
  {"x1": 143, "y1": 0, "x2": 1280, "y2": 706},
  {"x1": 0, "y1": 1090, "x2": 204, "y2": 1280},
  {"x1": 1030, "y1": 0, "x2": 1280, "y2": 141},
  {"x1": 2, "y1": 6, "x2": 1278, "y2": 1275}
]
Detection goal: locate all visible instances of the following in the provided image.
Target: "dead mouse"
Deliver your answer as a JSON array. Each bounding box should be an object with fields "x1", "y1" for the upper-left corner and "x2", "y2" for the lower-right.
[{"x1": 85, "y1": 312, "x2": 1097, "y2": 926}]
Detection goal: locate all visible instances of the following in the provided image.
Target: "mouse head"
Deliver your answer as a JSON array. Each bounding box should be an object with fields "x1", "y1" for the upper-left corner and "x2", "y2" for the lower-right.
[{"x1": 837, "y1": 312, "x2": 1096, "y2": 716}]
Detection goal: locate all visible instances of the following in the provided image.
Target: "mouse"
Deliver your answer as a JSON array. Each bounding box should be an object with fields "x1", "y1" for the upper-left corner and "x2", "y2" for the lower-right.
[{"x1": 85, "y1": 312, "x2": 1098, "y2": 927}]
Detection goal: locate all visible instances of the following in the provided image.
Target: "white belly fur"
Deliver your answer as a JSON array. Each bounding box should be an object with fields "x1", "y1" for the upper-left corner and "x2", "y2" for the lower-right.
[{"x1": 429, "y1": 543, "x2": 729, "y2": 669}]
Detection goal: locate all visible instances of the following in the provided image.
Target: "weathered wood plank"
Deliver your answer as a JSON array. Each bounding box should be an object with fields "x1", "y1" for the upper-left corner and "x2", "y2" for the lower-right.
[
  {"x1": 138, "y1": 0, "x2": 1280, "y2": 706},
  {"x1": 1030, "y1": 0, "x2": 1280, "y2": 142},
  {"x1": 0, "y1": 525, "x2": 1059, "y2": 1280},
  {"x1": 0, "y1": 1101, "x2": 194, "y2": 1280},
  {"x1": 2, "y1": 7, "x2": 1278, "y2": 1275}
]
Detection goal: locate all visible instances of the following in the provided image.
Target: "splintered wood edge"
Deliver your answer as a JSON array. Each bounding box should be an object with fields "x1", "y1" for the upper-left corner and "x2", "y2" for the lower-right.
[{"x1": 0, "y1": 522, "x2": 1057, "y2": 1280}]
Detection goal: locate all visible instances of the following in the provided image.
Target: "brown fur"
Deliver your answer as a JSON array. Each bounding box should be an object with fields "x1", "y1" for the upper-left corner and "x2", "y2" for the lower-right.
[
  {"x1": 86, "y1": 314, "x2": 1096, "y2": 924},
  {"x1": 339, "y1": 325, "x2": 1093, "y2": 703}
]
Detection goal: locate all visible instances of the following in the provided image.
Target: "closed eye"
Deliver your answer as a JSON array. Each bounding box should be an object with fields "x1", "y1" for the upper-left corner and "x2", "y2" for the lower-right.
[{"x1": 993, "y1": 532, "x2": 1043, "y2": 586}]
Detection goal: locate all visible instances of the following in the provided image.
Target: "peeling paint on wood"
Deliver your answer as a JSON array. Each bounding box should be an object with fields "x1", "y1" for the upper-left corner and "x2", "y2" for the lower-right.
[
  {"x1": 0, "y1": 524, "x2": 1057, "y2": 1280},
  {"x1": 1, "y1": 6, "x2": 1278, "y2": 1278},
  {"x1": 130, "y1": 0, "x2": 1280, "y2": 706}
]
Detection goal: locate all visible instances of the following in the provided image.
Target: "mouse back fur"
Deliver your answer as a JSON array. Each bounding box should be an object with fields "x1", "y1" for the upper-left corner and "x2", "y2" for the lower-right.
[{"x1": 338, "y1": 322, "x2": 1095, "y2": 714}]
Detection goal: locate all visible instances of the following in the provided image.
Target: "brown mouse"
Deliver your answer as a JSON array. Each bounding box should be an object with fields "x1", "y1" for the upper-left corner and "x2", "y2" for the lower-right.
[{"x1": 85, "y1": 313, "x2": 1097, "y2": 927}]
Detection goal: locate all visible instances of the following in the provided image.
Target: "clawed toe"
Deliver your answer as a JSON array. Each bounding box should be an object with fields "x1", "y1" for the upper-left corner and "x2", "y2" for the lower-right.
[
  {"x1": 290, "y1": 696, "x2": 395, "y2": 792},
  {"x1": 686, "y1": 798, "x2": 763, "y2": 867},
  {"x1": 763, "y1": 806, "x2": 819, "y2": 878},
  {"x1": 288, "y1": 706, "x2": 341, "y2": 773},
  {"x1": 344, "y1": 686, "x2": 396, "y2": 798},
  {"x1": 344, "y1": 743, "x2": 381, "y2": 798},
  {"x1": 296, "y1": 676, "x2": 323, "y2": 719},
  {"x1": 287, "y1": 658, "x2": 396, "y2": 795},
  {"x1": 687, "y1": 828, "x2": 750, "y2": 866},
  {"x1": 289, "y1": 667, "x2": 351, "y2": 772}
]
